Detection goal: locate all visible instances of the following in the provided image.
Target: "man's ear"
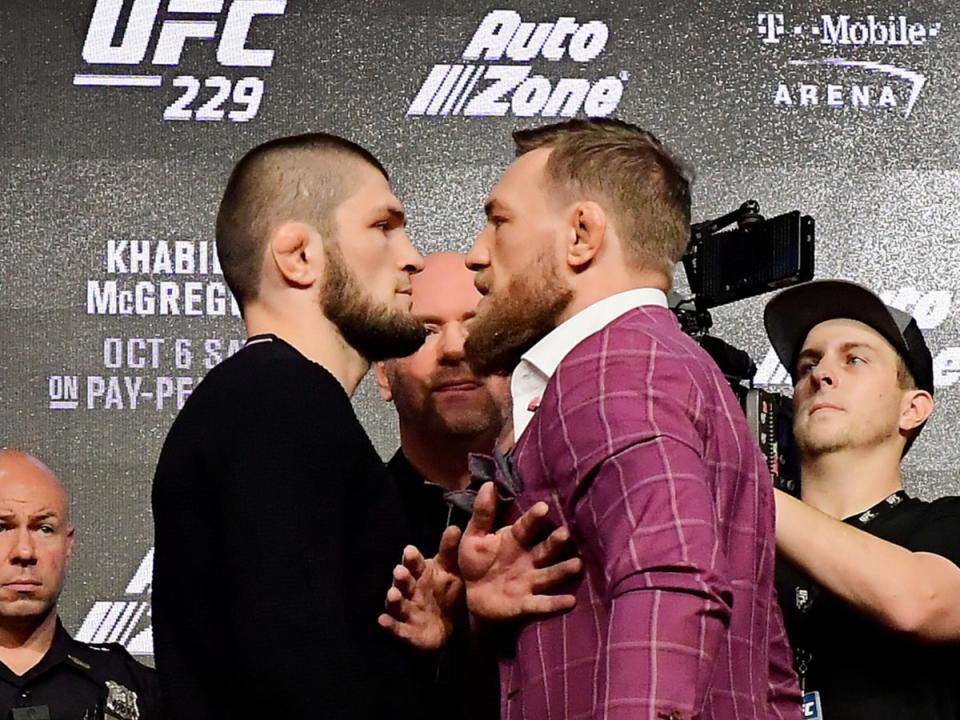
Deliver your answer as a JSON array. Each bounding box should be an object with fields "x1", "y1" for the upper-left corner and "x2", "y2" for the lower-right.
[
  {"x1": 65, "y1": 523, "x2": 75, "y2": 558},
  {"x1": 566, "y1": 201, "x2": 606, "y2": 270},
  {"x1": 900, "y1": 388, "x2": 934, "y2": 433},
  {"x1": 374, "y1": 362, "x2": 393, "y2": 402},
  {"x1": 268, "y1": 221, "x2": 321, "y2": 288}
]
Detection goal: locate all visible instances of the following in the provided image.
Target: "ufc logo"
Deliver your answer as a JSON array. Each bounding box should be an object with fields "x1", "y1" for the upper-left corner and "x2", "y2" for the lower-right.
[{"x1": 82, "y1": 0, "x2": 286, "y2": 68}]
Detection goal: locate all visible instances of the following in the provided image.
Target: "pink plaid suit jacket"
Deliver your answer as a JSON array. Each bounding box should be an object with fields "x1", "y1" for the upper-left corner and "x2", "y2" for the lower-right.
[{"x1": 485, "y1": 305, "x2": 800, "y2": 720}]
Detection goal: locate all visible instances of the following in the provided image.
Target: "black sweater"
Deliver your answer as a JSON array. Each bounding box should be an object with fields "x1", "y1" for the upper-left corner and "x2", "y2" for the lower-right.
[{"x1": 151, "y1": 335, "x2": 424, "y2": 719}]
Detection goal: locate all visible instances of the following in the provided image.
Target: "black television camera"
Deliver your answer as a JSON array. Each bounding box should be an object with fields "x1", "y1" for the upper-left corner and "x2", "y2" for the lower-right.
[{"x1": 673, "y1": 201, "x2": 814, "y2": 491}]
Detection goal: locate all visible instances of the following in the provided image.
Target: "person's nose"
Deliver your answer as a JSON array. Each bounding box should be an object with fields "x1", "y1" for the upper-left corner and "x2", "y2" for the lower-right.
[
  {"x1": 438, "y1": 323, "x2": 468, "y2": 365},
  {"x1": 465, "y1": 230, "x2": 490, "y2": 271},
  {"x1": 395, "y1": 231, "x2": 424, "y2": 276},
  {"x1": 11, "y1": 527, "x2": 37, "y2": 567},
  {"x1": 810, "y1": 359, "x2": 836, "y2": 389}
]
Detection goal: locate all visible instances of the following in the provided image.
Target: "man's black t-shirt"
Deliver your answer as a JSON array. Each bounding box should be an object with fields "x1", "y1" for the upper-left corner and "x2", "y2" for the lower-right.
[
  {"x1": 152, "y1": 335, "x2": 424, "y2": 720},
  {"x1": 776, "y1": 493, "x2": 960, "y2": 720}
]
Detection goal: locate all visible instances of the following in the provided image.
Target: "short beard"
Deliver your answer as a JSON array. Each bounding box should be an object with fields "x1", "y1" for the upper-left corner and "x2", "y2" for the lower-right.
[
  {"x1": 387, "y1": 364, "x2": 505, "y2": 441},
  {"x1": 795, "y1": 428, "x2": 849, "y2": 459},
  {"x1": 320, "y1": 241, "x2": 426, "y2": 362},
  {"x1": 794, "y1": 414, "x2": 899, "y2": 460},
  {"x1": 465, "y1": 252, "x2": 573, "y2": 376}
]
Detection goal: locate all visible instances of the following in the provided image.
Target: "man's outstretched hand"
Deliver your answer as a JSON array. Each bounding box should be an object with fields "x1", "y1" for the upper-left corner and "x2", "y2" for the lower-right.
[
  {"x1": 461, "y1": 482, "x2": 582, "y2": 621},
  {"x1": 380, "y1": 482, "x2": 582, "y2": 649},
  {"x1": 378, "y1": 525, "x2": 464, "y2": 650}
]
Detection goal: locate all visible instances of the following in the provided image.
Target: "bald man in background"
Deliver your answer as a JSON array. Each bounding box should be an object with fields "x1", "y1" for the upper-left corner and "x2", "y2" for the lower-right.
[
  {"x1": 0, "y1": 450, "x2": 159, "y2": 719},
  {"x1": 376, "y1": 252, "x2": 510, "y2": 556},
  {"x1": 377, "y1": 252, "x2": 593, "y2": 719},
  {"x1": 376, "y1": 252, "x2": 508, "y2": 720}
]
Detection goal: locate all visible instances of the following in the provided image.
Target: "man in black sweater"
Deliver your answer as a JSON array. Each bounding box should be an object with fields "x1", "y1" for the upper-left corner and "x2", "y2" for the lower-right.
[{"x1": 151, "y1": 133, "x2": 430, "y2": 719}]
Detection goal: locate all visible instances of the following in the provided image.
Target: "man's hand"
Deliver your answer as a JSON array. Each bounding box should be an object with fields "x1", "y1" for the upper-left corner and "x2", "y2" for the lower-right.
[
  {"x1": 461, "y1": 482, "x2": 582, "y2": 621},
  {"x1": 378, "y1": 525, "x2": 464, "y2": 650}
]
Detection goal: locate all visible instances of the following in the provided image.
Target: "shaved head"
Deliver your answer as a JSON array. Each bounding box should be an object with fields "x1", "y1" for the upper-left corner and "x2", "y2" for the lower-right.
[
  {"x1": 216, "y1": 132, "x2": 389, "y2": 310},
  {"x1": 0, "y1": 451, "x2": 69, "y2": 523},
  {"x1": 0, "y1": 450, "x2": 74, "y2": 628},
  {"x1": 410, "y1": 252, "x2": 479, "y2": 301}
]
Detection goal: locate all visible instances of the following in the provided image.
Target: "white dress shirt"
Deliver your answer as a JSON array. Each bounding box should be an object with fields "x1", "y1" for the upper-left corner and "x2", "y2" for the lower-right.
[{"x1": 510, "y1": 288, "x2": 669, "y2": 440}]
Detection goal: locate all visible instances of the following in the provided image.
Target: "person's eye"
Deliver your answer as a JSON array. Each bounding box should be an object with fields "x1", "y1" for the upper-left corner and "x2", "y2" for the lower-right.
[
  {"x1": 797, "y1": 361, "x2": 815, "y2": 377},
  {"x1": 424, "y1": 325, "x2": 440, "y2": 336},
  {"x1": 848, "y1": 355, "x2": 864, "y2": 366},
  {"x1": 38, "y1": 525, "x2": 55, "y2": 535}
]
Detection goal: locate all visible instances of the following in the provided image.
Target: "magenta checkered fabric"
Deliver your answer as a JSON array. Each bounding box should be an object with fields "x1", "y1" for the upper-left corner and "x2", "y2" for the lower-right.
[{"x1": 493, "y1": 306, "x2": 800, "y2": 720}]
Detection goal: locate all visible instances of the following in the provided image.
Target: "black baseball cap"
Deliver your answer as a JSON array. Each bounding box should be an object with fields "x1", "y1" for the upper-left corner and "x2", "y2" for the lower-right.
[{"x1": 764, "y1": 279, "x2": 934, "y2": 395}]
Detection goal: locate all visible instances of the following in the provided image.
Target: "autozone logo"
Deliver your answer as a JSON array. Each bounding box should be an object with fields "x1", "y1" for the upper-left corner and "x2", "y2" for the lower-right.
[
  {"x1": 75, "y1": 0, "x2": 287, "y2": 123},
  {"x1": 408, "y1": 10, "x2": 628, "y2": 118}
]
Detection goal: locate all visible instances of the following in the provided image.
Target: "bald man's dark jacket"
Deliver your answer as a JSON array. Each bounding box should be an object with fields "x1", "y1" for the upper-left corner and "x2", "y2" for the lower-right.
[{"x1": 388, "y1": 451, "x2": 500, "y2": 720}]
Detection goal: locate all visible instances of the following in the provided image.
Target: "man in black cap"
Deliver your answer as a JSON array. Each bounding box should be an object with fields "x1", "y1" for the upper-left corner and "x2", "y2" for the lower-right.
[{"x1": 764, "y1": 279, "x2": 960, "y2": 720}]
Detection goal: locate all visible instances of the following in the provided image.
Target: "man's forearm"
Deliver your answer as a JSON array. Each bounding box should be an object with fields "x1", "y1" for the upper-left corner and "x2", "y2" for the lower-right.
[
  {"x1": 601, "y1": 588, "x2": 728, "y2": 720},
  {"x1": 775, "y1": 489, "x2": 960, "y2": 640}
]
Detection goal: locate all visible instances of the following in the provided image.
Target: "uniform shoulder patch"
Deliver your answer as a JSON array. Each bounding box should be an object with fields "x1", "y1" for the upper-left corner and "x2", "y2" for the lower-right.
[
  {"x1": 88, "y1": 641, "x2": 135, "y2": 658},
  {"x1": 66, "y1": 653, "x2": 92, "y2": 669}
]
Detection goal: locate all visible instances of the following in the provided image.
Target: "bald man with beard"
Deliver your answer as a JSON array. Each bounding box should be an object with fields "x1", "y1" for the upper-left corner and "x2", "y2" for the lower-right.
[
  {"x1": 0, "y1": 450, "x2": 159, "y2": 720},
  {"x1": 376, "y1": 253, "x2": 510, "y2": 557},
  {"x1": 375, "y1": 252, "x2": 588, "y2": 720}
]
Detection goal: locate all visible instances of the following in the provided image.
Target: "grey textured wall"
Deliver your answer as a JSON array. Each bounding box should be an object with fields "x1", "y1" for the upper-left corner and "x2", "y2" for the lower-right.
[{"x1": 1, "y1": 0, "x2": 957, "y2": 656}]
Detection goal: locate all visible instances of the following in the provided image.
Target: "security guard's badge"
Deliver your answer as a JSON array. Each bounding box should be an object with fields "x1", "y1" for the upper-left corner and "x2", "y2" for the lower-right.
[
  {"x1": 104, "y1": 680, "x2": 140, "y2": 720},
  {"x1": 802, "y1": 691, "x2": 823, "y2": 719}
]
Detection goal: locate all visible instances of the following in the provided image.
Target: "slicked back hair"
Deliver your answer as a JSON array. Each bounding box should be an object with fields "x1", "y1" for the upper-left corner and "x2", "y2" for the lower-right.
[
  {"x1": 512, "y1": 118, "x2": 692, "y2": 276},
  {"x1": 215, "y1": 132, "x2": 388, "y2": 311}
]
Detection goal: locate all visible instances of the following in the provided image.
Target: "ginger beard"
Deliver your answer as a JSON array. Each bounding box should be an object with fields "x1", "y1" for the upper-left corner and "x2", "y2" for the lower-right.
[
  {"x1": 465, "y1": 250, "x2": 573, "y2": 377},
  {"x1": 320, "y1": 239, "x2": 426, "y2": 362}
]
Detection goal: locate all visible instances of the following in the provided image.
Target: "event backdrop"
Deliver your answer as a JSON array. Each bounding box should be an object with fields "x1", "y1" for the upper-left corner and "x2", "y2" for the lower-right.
[{"x1": 1, "y1": 0, "x2": 958, "y2": 659}]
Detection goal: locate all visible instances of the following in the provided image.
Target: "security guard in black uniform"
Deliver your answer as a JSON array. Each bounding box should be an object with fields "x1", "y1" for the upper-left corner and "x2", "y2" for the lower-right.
[
  {"x1": 0, "y1": 450, "x2": 160, "y2": 720},
  {"x1": 0, "y1": 619, "x2": 159, "y2": 720}
]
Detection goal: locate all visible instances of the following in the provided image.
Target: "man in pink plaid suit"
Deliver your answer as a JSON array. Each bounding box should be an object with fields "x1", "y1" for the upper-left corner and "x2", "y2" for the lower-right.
[{"x1": 460, "y1": 119, "x2": 801, "y2": 720}]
